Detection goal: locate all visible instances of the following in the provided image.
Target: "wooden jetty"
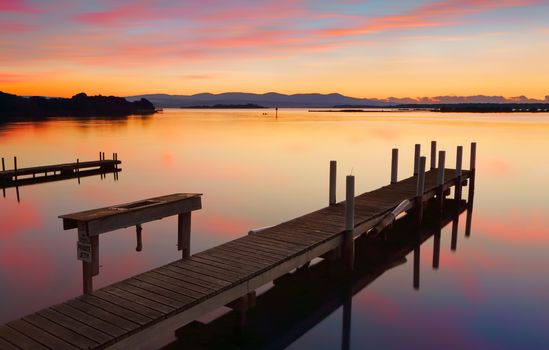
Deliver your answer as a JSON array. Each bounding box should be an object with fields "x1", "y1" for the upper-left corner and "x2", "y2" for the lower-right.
[
  {"x1": 168, "y1": 199, "x2": 470, "y2": 349},
  {"x1": 0, "y1": 142, "x2": 476, "y2": 350},
  {"x1": 0, "y1": 153, "x2": 120, "y2": 188}
]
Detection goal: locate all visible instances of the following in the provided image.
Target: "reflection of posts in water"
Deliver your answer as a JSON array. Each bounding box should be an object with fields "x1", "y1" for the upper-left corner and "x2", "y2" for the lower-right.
[
  {"x1": 432, "y1": 220, "x2": 441, "y2": 269},
  {"x1": 341, "y1": 287, "x2": 352, "y2": 350},
  {"x1": 16, "y1": 186, "x2": 20, "y2": 203},
  {"x1": 1, "y1": 157, "x2": 4, "y2": 197},
  {"x1": 413, "y1": 244, "x2": 420, "y2": 290},
  {"x1": 466, "y1": 142, "x2": 476, "y2": 237},
  {"x1": 451, "y1": 214, "x2": 459, "y2": 251},
  {"x1": 465, "y1": 197, "x2": 474, "y2": 238}
]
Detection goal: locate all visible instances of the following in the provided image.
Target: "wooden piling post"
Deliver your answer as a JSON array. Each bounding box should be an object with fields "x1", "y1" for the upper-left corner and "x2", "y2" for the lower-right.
[
  {"x1": 430, "y1": 141, "x2": 437, "y2": 169},
  {"x1": 329, "y1": 160, "x2": 337, "y2": 205},
  {"x1": 178, "y1": 213, "x2": 191, "y2": 259},
  {"x1": 13, "y1": 156, "x2": 17, "y2": 181},
  {"x1": 416, "y1": 156, "x2": 426, "y2": 225},
  {"x1": 468, "y1": 142, "x2": 476, "y2": 203},
  {"x1": 136, "y1": 224, "x2": 143, "y2": 252},
  {"x1": 391, "y1": 148, "x2": 398, "y2": 184},
  {"x1": 413, "y1": 144, "x2": 420, "y2": 176},
  {"x1": 1, "y1": 157, "x2": 4, "y2": 171},
  {"x1": 437, "y1": 150, "x2": 446, "y2": 213},
  {"x1": 455, "y1": 146, "x2": 463, "y2": 201},
  {"x1": 343, "y1": 175, "x2": 355, "y2": 272}
]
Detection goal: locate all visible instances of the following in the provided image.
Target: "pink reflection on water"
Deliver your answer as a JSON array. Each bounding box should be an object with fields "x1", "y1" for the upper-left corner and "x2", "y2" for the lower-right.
[
  {"x1": 0, "y1": 200, "x2": 42, "y2": 235},
  {"x1": 483, "y1": 158, "x2": 512, "y2": 177},
  {"x1": 197, "y1": 215, "x2": 257, "y2": 237},
  {"x1": 474, "y1": 210, "x2": 549, "y2": 244},
  {"x1": 354, "y1": 289, "x2": 400, "y2": 322}
]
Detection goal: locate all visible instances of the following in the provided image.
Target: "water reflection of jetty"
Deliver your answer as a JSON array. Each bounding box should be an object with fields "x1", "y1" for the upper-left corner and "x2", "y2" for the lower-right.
[
  {"x1": 0, "y1": 152, "x2": 121, "y2": 201},
  {"x1": 0, "y1": 142, "x2": 476, "y2": 350}
]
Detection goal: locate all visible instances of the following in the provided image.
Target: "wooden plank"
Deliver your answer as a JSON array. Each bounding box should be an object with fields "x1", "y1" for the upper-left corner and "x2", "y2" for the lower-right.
[
  {"x1": 163, "y1": 265, "x2": 230, "y2": 289},
  {"x1": 112, "y1": 282, "x2": 187, "y2": 310},
  {"x1": 66, "y1": 299, "x2": 139, "y2": 333},
  {"x1": 190, "y1": 255, "x2": 259, "y2": 274},
  {"x1": 224, "y1": 240, "x2": 292, "y2": 260},
  {"x1": 152, "y1": 268, "x2": 225, "y2": 293},
  {"x1": 213, "y1": 245, "x2": 281, "y2": 265},
  {"x1": 92, "y1": 290, "x2": 164, "y2": 320},
  {"x1": 77, "y1": 295, "x2": 152, "y2": 326},
  {"x1": 173, "y1": 260, "x2": 245, "y2": 283},
  {"x1": 134, "y1": 273, "x2": 209, "y2": 300},
  {"x1": 52, "y1": 303, "x2": 127, "y2": 338},
  {"x1": 0, "y1": 324, "x2": 51, "y2": 350},
  {"x1": 244, "y1": 235, "x2": 306, "y2": 252},
  {"x1": 151, "y1": 268, "x2": 216, "y2": 294},
  {"x1": 195, "y1": 250, "x2": 266, "y2": 271},
  {"x1": 124, "y1": 279, "x2": 197, "y2": 308},
  {"x1": 38, "y1": 308, "x2": 112, "y2": 345},
  {"x1": 102, "y1": 286, "x2": 175, "y2": 315},
  {"x1": 23, "y1": 313, "x2": 98, "y2": 349},
  {"x1": 199, "y1": 249, "x2": 270, "y2": 270},
  {"x1": 0, "y1": 336, "x2": 20, "y2": 350}
]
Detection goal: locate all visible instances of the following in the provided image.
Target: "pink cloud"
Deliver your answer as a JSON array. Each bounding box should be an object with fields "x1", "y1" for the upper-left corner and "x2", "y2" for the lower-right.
[
  {"x1": 0, "y1": 0, "x2": 37, "y2": 13},
  {"x1": 320, "y1": 0, "x2": 540, "y2": 37}
]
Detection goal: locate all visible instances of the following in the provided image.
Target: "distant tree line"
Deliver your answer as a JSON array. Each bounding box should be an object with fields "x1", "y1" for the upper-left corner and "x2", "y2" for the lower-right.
[{"x1": 0, "y1": 91, "x2": 156, "y2": 120}]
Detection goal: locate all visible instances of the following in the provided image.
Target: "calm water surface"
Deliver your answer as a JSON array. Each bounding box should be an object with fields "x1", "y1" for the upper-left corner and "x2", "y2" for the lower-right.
[{"x1": 1, "y1": 109, "x2": 548, "y2": 349}]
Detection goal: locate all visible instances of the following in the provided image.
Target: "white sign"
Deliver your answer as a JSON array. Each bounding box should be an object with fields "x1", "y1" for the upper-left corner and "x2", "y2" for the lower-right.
[{"x1": 77, "y1": 241, "x2": 92, "y2": 262}]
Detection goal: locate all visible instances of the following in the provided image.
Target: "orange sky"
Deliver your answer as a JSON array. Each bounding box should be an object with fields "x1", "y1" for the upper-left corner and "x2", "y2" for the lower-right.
[{"x1": 1, "y1": 0, "x2": 548, "y2": 98}]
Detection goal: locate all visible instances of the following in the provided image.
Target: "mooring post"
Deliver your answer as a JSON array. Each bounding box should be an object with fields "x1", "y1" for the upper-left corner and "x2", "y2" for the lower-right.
[
  {"x1": 343, "y1": 175, "x2": 355, "y2": 272},
  {"x1": 437, "y1": 150, "x2": 446, "y2": 213},
  {"x1": 416, "y1": 156, "x2": 426, "y2": 225},
  {"x1": 391, "y1": 148, "x2": 398, "y2": 184},
  {"x1": 178, "y1": 212, "x2": 191, "y2": 258},
  {"x1": 430, "y1": 141, "x2": 437, "y2": 169},
  {"x1": 455, "y1": 146, "x2": 463, "y2": 201},
  {"x1": 413, "y1": 144, "x2": 421, "y2": 176},
  {"x1": 329, "y1": 160, "x2": 337, "y2": 205}
]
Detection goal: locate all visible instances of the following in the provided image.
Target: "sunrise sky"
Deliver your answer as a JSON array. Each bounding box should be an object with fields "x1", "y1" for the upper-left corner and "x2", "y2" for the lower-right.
[{"x1": 1, "y1": 0, "x2": 548, "y2": 98}]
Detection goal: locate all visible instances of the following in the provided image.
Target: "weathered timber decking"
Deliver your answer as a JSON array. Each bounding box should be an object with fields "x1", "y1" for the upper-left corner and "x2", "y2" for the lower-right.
[
  {"x1": 0, "y1": 160, "x2": 120, "y2": 187},
  {"x1": 0, "y1": 168, "x2": 470, "y2": 350}
]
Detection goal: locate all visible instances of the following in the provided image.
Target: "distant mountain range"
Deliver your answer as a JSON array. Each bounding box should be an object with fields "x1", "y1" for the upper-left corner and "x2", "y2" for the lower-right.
[{"x1": 126, "y1": 92, "x2": 549, "y2": 108}]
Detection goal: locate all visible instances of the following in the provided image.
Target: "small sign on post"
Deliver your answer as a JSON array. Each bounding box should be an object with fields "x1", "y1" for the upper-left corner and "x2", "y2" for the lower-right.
[{"x1": 77, "y1": 241, "x2": 92, "y2": 262}]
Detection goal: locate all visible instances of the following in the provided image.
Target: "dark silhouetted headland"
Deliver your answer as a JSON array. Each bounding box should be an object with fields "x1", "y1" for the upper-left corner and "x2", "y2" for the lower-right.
[{"x1": 0, "y1": 91, "x2": 156, "y2": 120}]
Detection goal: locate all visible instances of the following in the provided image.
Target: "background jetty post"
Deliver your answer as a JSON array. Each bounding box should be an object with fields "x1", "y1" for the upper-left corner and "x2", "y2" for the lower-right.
[
  {"x1": 13, "y1": 156, "x2": 17, "y2": 181},
  {"x1": 343, "y1": 175, "x2": 355, "y2": 272},
  {"x1": 329, "y1": 160, "x2": 337, "y2": 205},
  {"x1": 437, "y1": 150, "x2": 446, "y2": 213},
  {"x1": 468, "y1": 142, "x2": 476, "y2": 202},
  {"x1": 413, "y1": 144, "x2": 421, "y2": 176},
  {"x1": 1, "y1": 157, "x2": 4, "y2": 171},
  {"x1": 416, "y1": 156, "x2": 426, "y2": 225},
  {"x1": 430, "y1": 141, "x2": 437, "y2": 169},
  {"x1": 391, "y1": 149, "x2": 398, "y2": 184},
  {"x1": 455, "y1": 146, "x2": 463, "y2": 201}
]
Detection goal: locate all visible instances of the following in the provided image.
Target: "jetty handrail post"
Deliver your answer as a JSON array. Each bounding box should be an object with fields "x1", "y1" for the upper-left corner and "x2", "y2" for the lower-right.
[
  {"x1": 343, "y1": 175, "x2": 355, "y2": 272},
  {"x1": 455, "y1": 146, "x2": 463, "y2": 201},
  {"x1": 390, "y1": 149, "x2": 398, "y2": 184},
  {"x1": 329, "y1": 160, "x2": 337, "y2": 205},
  {"x1": 415, "y1": 156, "x2": 426, "y2": 225},
  {"x1": 413, "y1": 144, "x2": 421, "y2": 176},
  {"x1": 430, "y1": 141, "x2": 437, "y2": 170},
  {"x1": 436, "y1": 151, "x2": 446, "y2": 213}
]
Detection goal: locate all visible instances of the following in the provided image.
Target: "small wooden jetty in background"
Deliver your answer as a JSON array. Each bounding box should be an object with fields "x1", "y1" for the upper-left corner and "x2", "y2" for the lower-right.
[
  {"x1": 0, "y1": 141, "x2": 476, "y2": 350},
  {"x1": 0, "y1": 152, "x2": 120, "y2": 201}
]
